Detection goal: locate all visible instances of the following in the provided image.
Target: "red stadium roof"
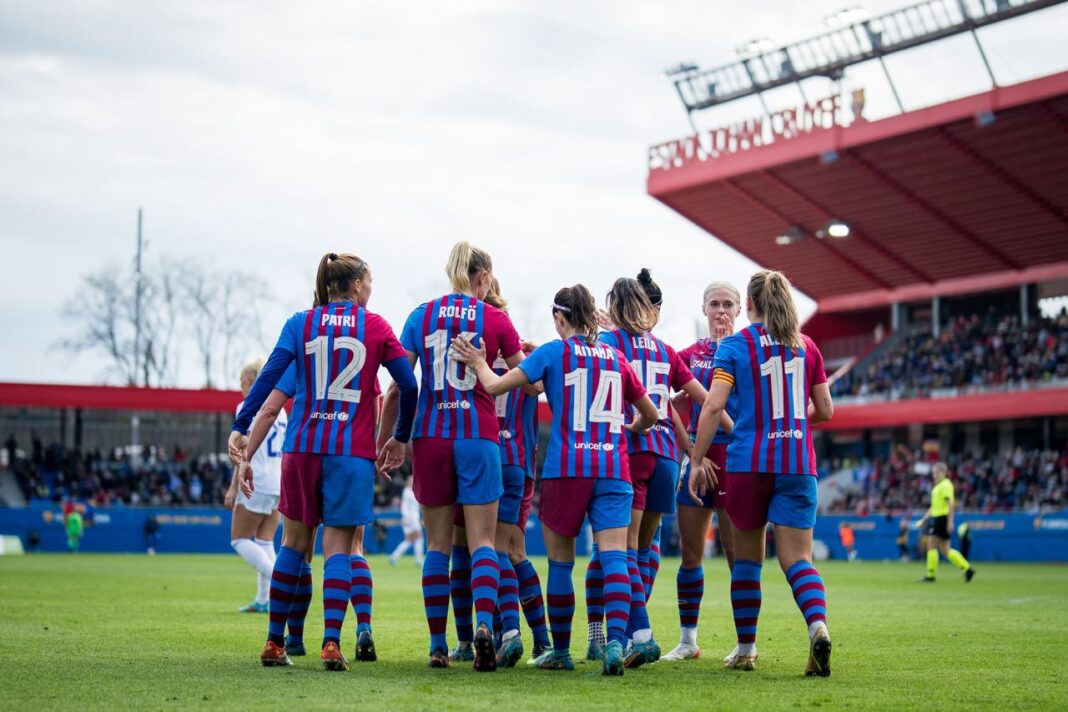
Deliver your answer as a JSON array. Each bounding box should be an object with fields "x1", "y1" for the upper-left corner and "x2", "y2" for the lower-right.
[
  {"x1": 648, "y1": 71, "x2": 1068, "y2": 311},
  {"x1": 0, "y1": 382, "x2": 242, "y2": 413}
]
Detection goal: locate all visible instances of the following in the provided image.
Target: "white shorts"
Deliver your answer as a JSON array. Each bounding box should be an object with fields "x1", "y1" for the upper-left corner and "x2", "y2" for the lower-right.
[
  {"x1": 402, "y1": 522, "x2": 422, "y2": 536},
  {"x1": 236, "y1": 489, "x2": 280, "y2": 516}
]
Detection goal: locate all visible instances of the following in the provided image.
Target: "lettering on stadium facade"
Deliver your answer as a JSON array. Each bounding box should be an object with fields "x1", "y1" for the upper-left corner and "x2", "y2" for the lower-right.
[{"x1": 648, "y1": 88, "x2": 866, "y2": 171}]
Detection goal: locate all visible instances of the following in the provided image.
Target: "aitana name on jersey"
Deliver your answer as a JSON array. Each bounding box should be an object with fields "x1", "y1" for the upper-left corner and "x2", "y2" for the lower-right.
[
  {"x1": 572, "y1": 343, "x2": 616, "y2": 360},
  {"x1": 321, "y1": 313, "x2": 359, "y2": 328},
  {"x1": 768, "y1": 428, "x2": 804, "y2": 440}
]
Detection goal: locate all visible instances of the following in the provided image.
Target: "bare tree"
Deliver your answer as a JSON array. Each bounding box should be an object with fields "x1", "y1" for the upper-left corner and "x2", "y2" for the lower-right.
[{"x1": 58, "y1": 265, "x2": 140, "y2": 384}]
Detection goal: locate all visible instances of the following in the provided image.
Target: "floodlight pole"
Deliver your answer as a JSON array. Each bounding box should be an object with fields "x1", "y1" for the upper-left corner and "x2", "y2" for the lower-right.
[{"x1": 132, "y1": 208, "x2": 143, "y2": 465}]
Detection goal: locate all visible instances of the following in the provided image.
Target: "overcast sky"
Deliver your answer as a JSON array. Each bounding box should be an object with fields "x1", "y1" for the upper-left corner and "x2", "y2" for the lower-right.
[{"x1": 2, "y1": 0, "x2": 1066, "y2": 388}]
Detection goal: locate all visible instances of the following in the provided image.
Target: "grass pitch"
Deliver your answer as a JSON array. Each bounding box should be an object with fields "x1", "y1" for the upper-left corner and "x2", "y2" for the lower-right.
[{"x1": 1, "y1": 554, "x2": 1066, "y2": 710}]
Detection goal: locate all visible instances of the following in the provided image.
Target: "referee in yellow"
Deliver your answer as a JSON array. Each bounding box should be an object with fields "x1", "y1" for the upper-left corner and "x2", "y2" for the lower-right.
[{"x1": 916, "y1": 463, "x2": 975, "y2": 583}]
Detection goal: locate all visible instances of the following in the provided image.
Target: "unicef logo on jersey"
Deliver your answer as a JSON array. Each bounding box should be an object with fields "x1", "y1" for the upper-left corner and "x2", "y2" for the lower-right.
[
  {"x1": 437, "y1": 400, "x2": 472, "y2": 411},
  {"x1": 575, "y1": 442, "x2": 615, "y2": 452},
  {"x1": 338, "y1": 412, "x2": 350, "y2": 422},
  {"x1": 499, "y1": 430, "x2": 513, "y2": 440},
  {"x1": 767, "y1": 429, "x2": 804, "y2": 440},
  {"x1": 310, "y1": 411, "x2": 349, "y2": 422}
]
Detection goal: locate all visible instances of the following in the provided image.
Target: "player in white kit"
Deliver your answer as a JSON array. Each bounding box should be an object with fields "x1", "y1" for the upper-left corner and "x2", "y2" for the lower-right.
[
  {"x1": 226, "y1": 357, "x2": 288, "y2": 612},
  {"x1": 389, "y1": 478, "x2": 424, "y2": 565}
]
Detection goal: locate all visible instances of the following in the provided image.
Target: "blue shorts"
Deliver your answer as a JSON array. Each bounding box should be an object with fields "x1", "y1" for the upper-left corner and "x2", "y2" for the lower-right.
[
  {"x1": 498, "y1": 465, "x2": 526, "y2": 524},
  {"x1": 540, "y1": 477, "x2": 633, "y2": 537},
  {"x1": 726, "y1": 471, "x2": 818, "y2": 530},
  {"x1": 631, "y1": 452, "x2": 679, "y2": 514},
  {"x1": 412, "y1": 437, "x2": 503, "y2": 507},
  {"x1": 322, "y1": 456, "x2": 376, "y2": 527}
]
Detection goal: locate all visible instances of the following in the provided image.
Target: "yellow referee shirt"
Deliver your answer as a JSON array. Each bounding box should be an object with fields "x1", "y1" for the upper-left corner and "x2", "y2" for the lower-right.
[{"x1": 930, "y1": 479, "x2": 954, "y2": 517}]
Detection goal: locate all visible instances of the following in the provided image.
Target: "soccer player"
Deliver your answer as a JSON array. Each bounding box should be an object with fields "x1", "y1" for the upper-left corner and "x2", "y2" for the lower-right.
[
  {"x1": 389, "y1": 477, "x2": 424, "y2": 565},
  {"x1": 383, "y1": 241, "x2": 525, "y2": 672},
  {"x1": 689, "y1": 270, "x2": 835, "y2": 677},
  {"x1": 597, "y1": 270, "x2": 707, "y2": 668},
  {"x1": 451, "y1": 284, "x2": 659, "y2": 676},
  {"x1": 662, "y1": 280, "x2": 740, "y2": 663},
  {"x1": 230, "y1": 252, "x2": 418, "y2": 671},
  {"x1": 226, "y1": 357, "x2": 288, "y2": 614},
  {"x1": 916, "y1": 463, "x2": 975, "y2": 583}
]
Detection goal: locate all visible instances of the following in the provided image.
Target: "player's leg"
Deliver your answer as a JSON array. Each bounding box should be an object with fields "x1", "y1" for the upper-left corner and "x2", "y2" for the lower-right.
[
  {"x1": 494, "y1": 464, "x2": 526, "y2": 667},
  {"x1": 584, "y1": 540, "x2": 605, "y2": 659},
  {"x1": 771, "y1": 474, "x2": 830, "y2": 678},
  {"x1": 412, "y1": 529, "x2": 425, "y2": 565},
  {"x1": 723, "y1": 471, "x2": 775, "y2": 671},
  {"x1": 623, "y1": 452, "x2": 660, "y2": 668},
  {"x1": 511, "y1": 476, "x2": 550, "y2": 660},
  {"x1": 350, "y1": 525, "x2": 376, "y2": 661},
  {"x1": 456, "y1": 439, "x2": 504, "y2": 673},
  {"x1": 284, "y1": 529, "x2": 316, "y2": 657},
  {"x1": 940, "y1": 538, "x2": 975, "y2": 581},
  {"x1": 663, "y1": 502, "x2": 712, "y2": 661},
  {"x1": 589, "y1": 478, "x2": 635, "y2": 677},
  {"x1": 252, "y1": 508, "x2": 280, "y2": 611},
  {"x1": 389, "y1": 532, "x2": 413, "y2": 564},
  {"x1": 448, "y1": 522, "x2": 474, "y2": 660},
  {"x1": 232, "y1": 504, "x2": 273, "y2": 611},
  {"x1": 412, "y1": 438, "x2": 459, "y2": 668}
]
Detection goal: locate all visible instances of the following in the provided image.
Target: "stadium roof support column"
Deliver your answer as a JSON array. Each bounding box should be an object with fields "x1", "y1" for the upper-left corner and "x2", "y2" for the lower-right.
[{"x1": 932, "y1": 296, "x2": 941, "y2": 337}]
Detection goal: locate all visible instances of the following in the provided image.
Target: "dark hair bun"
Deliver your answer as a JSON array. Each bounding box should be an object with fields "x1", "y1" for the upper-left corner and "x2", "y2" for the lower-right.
[{"x1": 637, "y1": 268, "x2": 653, "y2": 285}]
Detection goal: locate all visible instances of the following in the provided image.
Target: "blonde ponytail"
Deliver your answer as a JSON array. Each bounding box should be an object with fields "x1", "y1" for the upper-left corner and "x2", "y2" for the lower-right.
[
  {"x1": 748, "y1": 270, "x2": 801, "y2": 350},
  {"x1": 445, "y1": 240, "x2": 493, "y2": 295},
  {"x1": 607, "y1": 277, "x2": 657, "y2": 334}
]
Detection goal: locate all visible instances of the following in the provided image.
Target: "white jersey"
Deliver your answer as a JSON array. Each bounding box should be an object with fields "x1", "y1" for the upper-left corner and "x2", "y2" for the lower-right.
[
  {"x1": 236, "y1": 400, "x2": 286, "y2": 497},
  {"x1": 400, "y1": 487, "x2": 421, "y2": 530}
]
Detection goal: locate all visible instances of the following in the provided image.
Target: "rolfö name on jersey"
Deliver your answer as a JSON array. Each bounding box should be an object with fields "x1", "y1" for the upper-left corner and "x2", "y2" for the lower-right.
[
  {"x1": 438, "y1": 305, "x2": 477, "y2": 320},
  {"x1": 571, "y1": 343, "x2": 616, "y2": 360},
  {"x1": 321, "y1": 313, "x2": 359, "y2": 327}
]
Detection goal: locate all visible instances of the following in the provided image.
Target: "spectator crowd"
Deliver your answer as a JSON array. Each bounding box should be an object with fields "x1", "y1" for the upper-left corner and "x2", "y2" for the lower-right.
[
  {"x1": 832, "y1": 309, "x2": 1068, "y2": 399},
  {"x1": 828, "y1": 445, "x2": 1068, "y2": 515}
]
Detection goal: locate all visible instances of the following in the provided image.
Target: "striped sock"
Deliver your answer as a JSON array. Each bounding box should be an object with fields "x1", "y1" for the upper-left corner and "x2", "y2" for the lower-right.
[
  {"x1": 547, "y1": 560, "x2": 576, "y2": 653},
  {"x1": 350, "y1": 554, "x2": 373, "y2": 635},
  {"x1": 649, "y1": 527, "x2": 662, "y2": 597},
  {"x1": 497, "y1": 552, "x2": 521, "y2": 635},
  {"x1": 785, "y1": 560, "x2": 827, "y2": 633},
  {"x1": 470, "y1": 546, "x2": 501, "y2": 631},
  {"x1": 285, "y1": 561, "x2": 313, "y2": 647},
  {"x1": 515, "y1": 559, "x2": 550, "y2": 647},
  {"x1": 450, "y1": 545, "x2": 473, "y2": 643},
  {"x1": 322, "y1": 553, "x2": 351, "y2": 648},
  {"x1": 731, "y1": 559, "x2": 763, "y2": 646},
  {"x1": 585, "y1": 545, "x2": 604, "y2": 626},
  {"x1": 677, "y1": 565, "x2": 704, "y2": 635},
  {"x1": 638, "y1": 547, "x2": 653, "y2": 601},
  {"x1": 625, "y1": 548, "x2": 651, "y2": 638},
  {"x1": 267, "y1": 546, "x2": 304, "y2": 646},
  {"x1": 422, "y1": 550, "x2": 450, "y2": 654},
  {"x1": 599, "y1": 549, "x2": 631, "y2": 646}
]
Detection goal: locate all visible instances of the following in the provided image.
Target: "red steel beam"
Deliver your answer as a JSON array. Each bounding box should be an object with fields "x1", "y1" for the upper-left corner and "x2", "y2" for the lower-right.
[
  {"x1": 756, "y1": 169, "x2": 936, "y2": 284},
  {"x1": 721, "y1": 180, "x2": 893, "y2": 289},
  {"x1": 844, "y1": 150, "x2": 1022, "y2": 271}
]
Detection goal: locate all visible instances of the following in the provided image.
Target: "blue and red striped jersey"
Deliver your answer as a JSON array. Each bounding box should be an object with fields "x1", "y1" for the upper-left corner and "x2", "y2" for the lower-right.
[
  {"x1": 401, "y1": 294, "x2": 522, "y2": 442},
  {"x1": 520, "y1": 389, "x2": 538, "y2": 478},
  {"x1": 713, "y1": 324, "x2": 827, "y2": 475},
  {"x1": 599, "y1": 329, "x2": 694, "y2": 460},
  {"x1": 493, "y1": 357, "x2": 526, "y2": 468},
  {"x1": 678, "y1": 338, "x2": 736, "y2": 444},
  {"x1": 518, "y1": 336, "x2": 645, "y2": 481},
  {"x1": 275, "y1": 302, "x2": 406, "y2": 458}
]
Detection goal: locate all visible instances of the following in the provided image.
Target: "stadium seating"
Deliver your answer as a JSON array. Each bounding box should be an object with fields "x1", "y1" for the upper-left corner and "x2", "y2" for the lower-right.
[{"x1": 831, "y1": 310, "x2": 1068, "y2": 399}]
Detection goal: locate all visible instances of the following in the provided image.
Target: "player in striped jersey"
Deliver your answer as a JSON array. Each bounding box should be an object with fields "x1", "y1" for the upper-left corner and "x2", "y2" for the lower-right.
[
  {"x1": 452, "y1": 284, "x2": 659, "y2": 676},
  {"x1": 388, "y1": 242, "x2": 525, "y2": 672},
  {"x1": 689, "y1": 270, "x2": 835, "y2": 677},
  {"x1": 662, "y1": 281, "x2": 741, "y2": 662},
  {"x1": 230, "y1": 252, "x2": 418, "y2": 671},
  {"x1": 226, "y1": 357, "x2": 289, "y2": 614},
  {"x1": 597, "y1": 271, "x2": 707, "y2": 668}
]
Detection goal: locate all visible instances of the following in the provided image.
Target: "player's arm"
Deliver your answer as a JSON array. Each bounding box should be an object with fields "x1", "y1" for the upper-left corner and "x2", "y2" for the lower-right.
[
  {"x1": 451, "y1": 336, "x2": 530, "y2": 396},
  {"x1": 689, "y1": 377, "x2": 731, "y2": 503},
  {"x1": 376, "y1": 350, "x2": 419, "y2": 476},
  {"x1": 669, "y1": 404, "x2": 691, "y2": 459},
  {"x1": 807, "y1": 382, "x2": 834, "y2": 426},
  {"x1": 234, "y1": 387, "x2": 290, "y2": 497}
]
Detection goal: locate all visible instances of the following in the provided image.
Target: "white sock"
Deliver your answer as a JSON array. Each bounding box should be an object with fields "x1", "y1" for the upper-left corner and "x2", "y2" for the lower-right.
[
  {"x1": 254, "y1": 538, "x2": 276, "y2": 566},
  {"x1": 680, "y1": 626, "x2": 697, "y2": 645},
  {"x1": 737, "y1": 642, "x2": 755, "y2": 656},
  {"x1": 231, "y1": 538, "x2": 274, "y2": 578},
  {"x1": 256, "y1": 571, "x2": 270, "y2": 605},
  {"x1": 390, "y1": 540, "x2": 411, "y2": 560},
  {"x1": 502, "y1": 629, "x2": 519, "y2": 641},
  {"x1": 809, "y1": 621, "x2": 829, "y2": 640},
  {"x1": 588, "y1": 620, "x2": 604, "y2": 643},
  {"x1": 632, "y1": 628, "x2": 652, "y2": 644},
  {"x1": 414, "y1": 538, "x2": 424, "y2": 564}
]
